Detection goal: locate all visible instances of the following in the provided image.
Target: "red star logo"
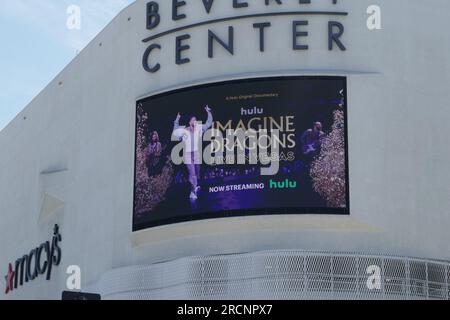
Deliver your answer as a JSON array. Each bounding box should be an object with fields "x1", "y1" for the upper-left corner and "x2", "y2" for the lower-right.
[{"x1": 4, "y1": 263, "x2": 15, "y2": 295}]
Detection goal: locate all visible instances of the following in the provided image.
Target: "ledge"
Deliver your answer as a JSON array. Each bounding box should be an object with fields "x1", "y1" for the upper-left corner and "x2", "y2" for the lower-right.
[{"x1": 130, "y1": 215, "x2": 380, "y2": 247}]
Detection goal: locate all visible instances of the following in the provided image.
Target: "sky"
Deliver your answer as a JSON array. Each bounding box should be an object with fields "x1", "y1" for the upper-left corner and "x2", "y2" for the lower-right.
[{"x1": 0, "y1": 0, "x2": 135, "y2": 131}]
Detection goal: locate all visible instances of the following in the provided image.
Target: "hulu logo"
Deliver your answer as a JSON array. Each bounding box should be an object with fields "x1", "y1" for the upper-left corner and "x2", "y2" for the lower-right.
[{"x1": 269, "y1": 179, "x2": 297, "y2": 189}]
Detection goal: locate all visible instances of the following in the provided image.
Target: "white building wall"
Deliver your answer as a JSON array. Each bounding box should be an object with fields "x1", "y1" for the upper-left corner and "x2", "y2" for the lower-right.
[{"x1": 1, "y1": 0, "x2": 450, "y2": 299}]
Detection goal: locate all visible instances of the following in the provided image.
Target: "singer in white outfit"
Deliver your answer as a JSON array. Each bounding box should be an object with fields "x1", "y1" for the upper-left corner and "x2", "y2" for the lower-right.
[{"x1": 172, "y1": 106, "x2": 213, "y2": 200}]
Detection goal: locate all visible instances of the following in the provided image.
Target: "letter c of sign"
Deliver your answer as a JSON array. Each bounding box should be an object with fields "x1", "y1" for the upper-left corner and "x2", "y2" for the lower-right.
[{"x1": 143, "y1": 43, "x2": 161, "y2": 73}]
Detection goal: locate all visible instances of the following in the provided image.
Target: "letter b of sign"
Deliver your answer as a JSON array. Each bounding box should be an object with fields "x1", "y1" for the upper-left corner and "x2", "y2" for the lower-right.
[
  {"x1": 147, "y1": 2, "x2": 160, "y2": 30},
  {"x1": 66, "y1": 265, "x2": 81, "y2": 291}
]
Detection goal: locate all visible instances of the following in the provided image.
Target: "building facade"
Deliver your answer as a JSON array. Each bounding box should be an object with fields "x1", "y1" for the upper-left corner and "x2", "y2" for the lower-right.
[{"x1": 1, "y1": 0, "x2": 450, "y2": 300}]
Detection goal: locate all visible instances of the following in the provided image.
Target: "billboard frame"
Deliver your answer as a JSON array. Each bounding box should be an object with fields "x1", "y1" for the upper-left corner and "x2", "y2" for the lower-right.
[{"x1": 132, "y1": 76, "x2": 350, "y2": 232}]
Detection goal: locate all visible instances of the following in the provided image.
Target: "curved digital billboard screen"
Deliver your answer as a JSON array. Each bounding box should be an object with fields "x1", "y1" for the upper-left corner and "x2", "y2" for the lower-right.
[{"x1": 133, "y1": 76, "x2": 349, "y2": 231}]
